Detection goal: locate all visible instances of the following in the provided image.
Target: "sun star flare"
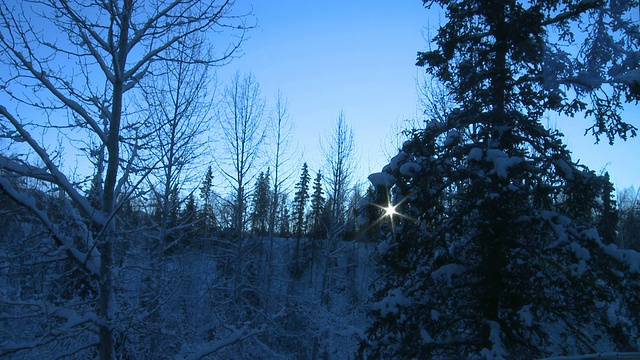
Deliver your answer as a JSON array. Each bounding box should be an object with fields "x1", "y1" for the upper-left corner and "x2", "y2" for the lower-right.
[{"x1": 384, "y1": 203, "x2": 397, "y2": 217}]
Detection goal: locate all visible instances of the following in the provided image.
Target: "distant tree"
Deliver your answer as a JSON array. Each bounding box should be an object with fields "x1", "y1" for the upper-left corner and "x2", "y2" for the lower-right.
[
  {"x1": 144, "y1": 38, "x2": 210, "y2": 251},
  {"x1": 318, "y1": 112, "x2": 356, "y2": 304},
  {"x1": 321, "y1": 111, "x2": 356, "y2": 232},
  {"x1": 278, "y1": 194, "x2": 291, "y2": 238},
  {"x1": 290, "y1": 163, "x2": 311, "y2": 276},
  {"x1": 292, "y1": 163, "x2": 311, "y2": 239},
  {"x1": 617, "y1": 186, "x2": 640, "y2": 251},
  {"x1": 262, "y1": 91, "x2": 297, "y2": 308},
  {"x1": 199, "y1": 165, "x2": 218, "y2": 236},
  {"x1": 250, "y1": 169, "x2": 271, "y2": 236},
  {"x1": 267, "y1": 90, "x2": 297, "y2": 239},
  {"x1": 218, "y1": 72, "x2": 266, "y2": 239},
  {"x1": 343, "y1": 185, "x2": 363, "y2": 240},
  {"x1": 180, "y1": 193, "x2": 198, "y2": 243},
  {"x1": 361, "y1": 0, "x2": 640, "y2": 358},
  {"x1": 217, "y1": 72, "x2": 266, "y2": 306},
  {"x1": 597, "y1": 172, "x2": 618, "y2": 245},
  {"x1": 307, "y1": 171, "x2": 325, "y2": 284},
  {"x1": 309, "y1": 171, "x2": 326, "y2": 239}
]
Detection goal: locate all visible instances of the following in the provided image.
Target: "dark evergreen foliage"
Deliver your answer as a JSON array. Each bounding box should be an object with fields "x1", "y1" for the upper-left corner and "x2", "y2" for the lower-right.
[
  {"x1": 292, "y1": 163, "x2": 311, "y2": 239},
  {"x1": 309, "y1": 171, "x2": 326, "y2": 240},
  {"x1": 200, "y1": 165, "x2": 218, "y2": 235},
  {"x1": 598, "y1": 172, "x2": 619, "y2": 245},
  {"x1": 251, "y1": 169, "x2": 272, "y2": 236},
  {"x1": 291, "y1": 163, "x2": 311, "y2": 277},
  {"x1": 361, "y1": 0, "x2": 640, "y2": 358}
]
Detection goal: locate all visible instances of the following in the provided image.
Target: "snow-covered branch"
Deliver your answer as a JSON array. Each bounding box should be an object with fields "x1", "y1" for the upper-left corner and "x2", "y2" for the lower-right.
[
  {"x1": 0, "y1": 176, "x2": 101, "y2": 276},
  {"x1": 179, "y1": 325, "x2": 264, "y2": 360}
]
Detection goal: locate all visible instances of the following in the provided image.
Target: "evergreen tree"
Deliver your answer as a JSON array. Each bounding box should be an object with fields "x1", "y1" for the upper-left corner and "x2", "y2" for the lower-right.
[
  {"x1": 292, "y1": 163, "x2": 311, "y2": 239},
  {"x1": 309, "y1": 171, "x2": 326, "y2": 240},
  {"x1": 180, "y1": 193, "x2": 198, "y2": 245},
  {"x1": 343, "y1": 185, "x2": 363, "y2": 240},
  {"x1": 598, "y1": 172, "x2": 618, "y2": 245},
  {"x1": 361, "y1": 1, "x2": 640, "y2": 358},
  {"x1": 291, "y1": 163, "x2": 311, "y2": 276},
  {"x1": 199, "y1": 165, "x2": 217, "y2": 235},
  {"x1": 278, "y1": 194, "x2": 291, "y2": 238},
  {"x1": 250, "y1": 169, "x2": 271, "y2": 236}
]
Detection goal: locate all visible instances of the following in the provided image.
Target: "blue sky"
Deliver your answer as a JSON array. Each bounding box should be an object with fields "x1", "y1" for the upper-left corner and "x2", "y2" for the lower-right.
[
  {"x1": 216, "y1": 1, "x2": 640, "y2": 191},
  {"x1": 215, "y1": 1, "x2": 430, "y2": 185}
]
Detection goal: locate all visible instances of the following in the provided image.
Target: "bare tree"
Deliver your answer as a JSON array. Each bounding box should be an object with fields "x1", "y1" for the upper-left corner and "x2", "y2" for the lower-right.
[
  {"x1": 216, "y1": 71, "x2": 266, "y2": 303},
  {"x1": 317, "y1": 111, "x2": 356, "y2": 307},
  {"x1": 259, "y1": 91, "x2": 298, "y2": 307},
  {"x1": 617, "y1": 186, "x2": 640, "y2": 251},
  {"x1": 0, "y1": 1, "x2": 247, "y2": 358},
  {"x1": 321, "y1": 111, "x2": 356, "y2": 230},
  {"x1": 142, "y1": 36, "x2": 211, "y2": 251}
]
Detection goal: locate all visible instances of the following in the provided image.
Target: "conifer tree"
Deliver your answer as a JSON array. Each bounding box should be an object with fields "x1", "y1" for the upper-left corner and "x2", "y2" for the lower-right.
[
  {"x1": 308, "y1": 171, "x2": 325, "y2": 282},
  {"x1": 291, "y1": 163, "x2": 311, "y2": 276},
  {"x1": 278, "y1": 194, "x2": 291, "y2": 238},
  {"x1": 598, "y1": 172, "x2": 618, "y2": 245},
  {"x1": 309, "y1": 171, "x2": 326, "y2": 240},
  {"x1": 250, "y1": 169, "x2": 271, "y2": 236},
  {"x1": 200, "y1": 165, "x2": 217, "y2": 235},
  {"x1": 361, "y1": 1, "x2": 640, "y2": 358},
  {"x1": 292, "y1": 163, "x2": 311, "y2": 239}
]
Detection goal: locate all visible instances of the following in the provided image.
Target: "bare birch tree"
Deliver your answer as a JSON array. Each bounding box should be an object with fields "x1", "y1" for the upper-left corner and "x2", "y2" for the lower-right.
[
  {"x1": 261, "y1": 90, "x2": 297, "y2": 308},
  {"x1": 217, "y1": 71, "x2": 266, "y2": 305},
  {"x1": 318, "y1": 111, "x2": 356, "y2": 306},
  {"x1": 0, "y1": 1, "x2": 247, "y2": 358},
  {"x1": 142, "y1": 36, "x2": 211, "y2": 251},
  {"x1": 321, "y1": 111, "x2": 356, "y2": 231}
]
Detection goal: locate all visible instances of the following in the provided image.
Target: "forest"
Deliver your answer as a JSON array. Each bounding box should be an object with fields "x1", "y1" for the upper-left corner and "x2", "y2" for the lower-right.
[{"x1": 1, "y1": 0, "x2": 640, "y2": 359}]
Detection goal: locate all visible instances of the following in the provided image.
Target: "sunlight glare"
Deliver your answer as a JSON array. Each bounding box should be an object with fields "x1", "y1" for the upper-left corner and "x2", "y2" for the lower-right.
[{"x1": 384, "y1": 203, "x2": 397, "y2": 217}]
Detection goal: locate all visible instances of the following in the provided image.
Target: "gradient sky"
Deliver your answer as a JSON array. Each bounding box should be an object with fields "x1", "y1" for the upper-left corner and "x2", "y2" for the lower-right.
[{"x1": 217, "y1": 1, "x2": 640, "y2": 191}]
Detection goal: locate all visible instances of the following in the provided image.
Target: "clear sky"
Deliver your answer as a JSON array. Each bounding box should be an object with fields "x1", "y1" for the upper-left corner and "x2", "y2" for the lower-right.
[
  {"x1": 214, "y1": 0, "x2": 430, "y2": 186},
  {"x1": 215, "y1": 0, "x2": 640, "y2": 192},
  {"x1": 1, "y1": 0, "x2": 636, "y2": 205}
]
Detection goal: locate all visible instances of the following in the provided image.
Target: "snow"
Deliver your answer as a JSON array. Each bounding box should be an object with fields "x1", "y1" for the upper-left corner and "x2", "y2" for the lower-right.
[
  {"x1": 494, "y1": 156, "x2": 522, "y2": 178},
  {"x1": 485, "y1": 149, "x2": 522, "y2": 178},
  {"x1": 374, "y1": 288, "x2": 411, "y2": 317},
  {"x1": 518, "y1": 304, "x2": 533, "y2": 327},
  {"x1": 467, "y1": 147, "x2": 483, "y2": 161},
  {"x1": 600, "y1": 242, "x2": 640, "y2": 274},
  {"x1": 384, "y1": 151, "x2": 408, "y2": 172},
  {"x1": 570, "y1": 242, "x2": 591, "y2": 260},
  {"x1": 553, "y1": 159, "x2": 574, "y2": 180},
  {"x1": 399, "y1": 162, "x2": 421, "y2": 176},
  {"x1": 377, "y1": 240, "x2": 393, "y2": 255},
  {"x1": 570, "y1": 260, "x2": 588, "y2": 277},
  {"x1": 54, "y1": 308, "x2": 97, "y2": 330},
  {"x1": 444, "y1": 130, "x2": 460, "y2": 146},
  {"x1": 480, "y1": 321, "x2": 508, "y2": 360},
  {"x1": 606, "y1": 301, "x2": 620, "y2": 327},
  {"x1": 420, "y1": 328, "x2": 435, "y2": 344},
  {"x1": 431, "y1": 263, "x2": 466, "y2": 286},
  {"x1": 368, "y1": 172, "x2": 396, "y2": 188}
]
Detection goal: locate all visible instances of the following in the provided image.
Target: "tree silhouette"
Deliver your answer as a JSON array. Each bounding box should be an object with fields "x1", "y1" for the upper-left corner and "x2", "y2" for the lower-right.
[{"x1": 362, "y1": 0, "x2": 640, "y2": 358}]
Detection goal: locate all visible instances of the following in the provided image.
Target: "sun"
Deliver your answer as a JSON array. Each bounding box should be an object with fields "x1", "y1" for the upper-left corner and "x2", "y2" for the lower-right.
[{"x1": 384, "y1": 203, "x2": 397, "y2": 217}]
